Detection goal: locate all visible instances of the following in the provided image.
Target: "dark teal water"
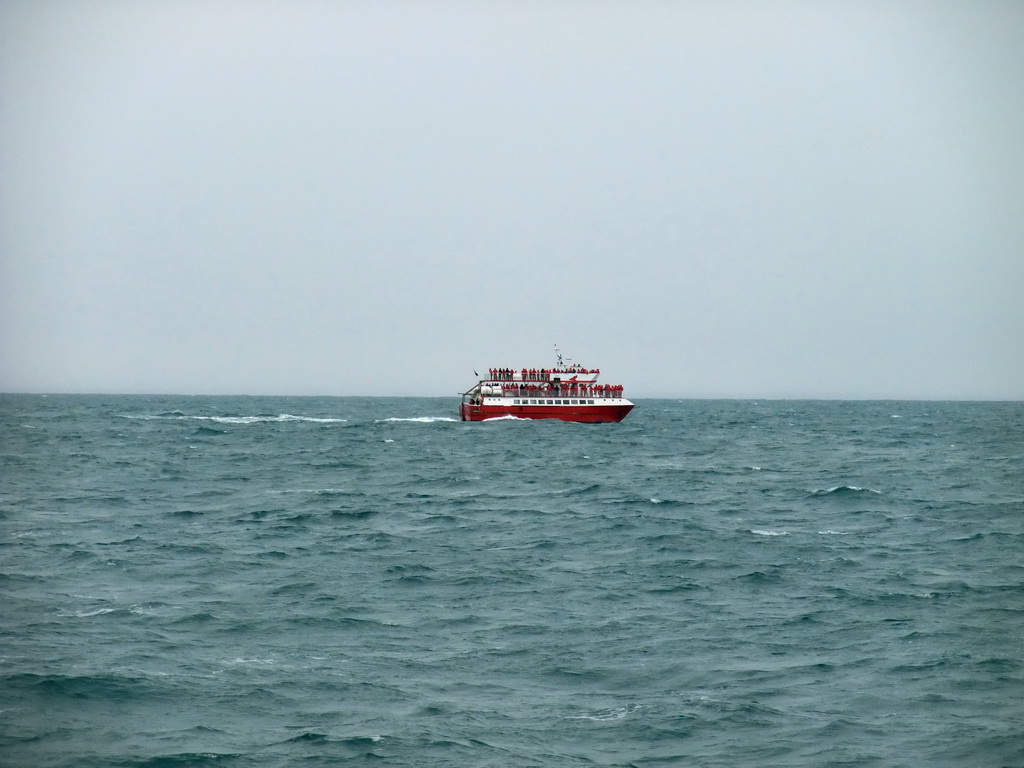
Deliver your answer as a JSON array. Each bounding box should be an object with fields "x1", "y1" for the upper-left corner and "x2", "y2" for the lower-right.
[{"x1": 2, "y1": 395, "x2": 1023, "y2": 767}]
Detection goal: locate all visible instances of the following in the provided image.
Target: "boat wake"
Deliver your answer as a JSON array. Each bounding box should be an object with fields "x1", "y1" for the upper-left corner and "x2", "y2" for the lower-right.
[
  {"x1": 122, "y1": 413, "x2": 346, "y2": 424},
  {"x1": 378, "y1": 417, "x2": 459, "y2": 423}
]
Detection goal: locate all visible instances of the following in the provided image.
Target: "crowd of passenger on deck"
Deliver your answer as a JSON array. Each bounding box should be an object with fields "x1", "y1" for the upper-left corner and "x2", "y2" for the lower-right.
[{"x1": 488, "y1": 367, "x2": 600, "y2": 381}]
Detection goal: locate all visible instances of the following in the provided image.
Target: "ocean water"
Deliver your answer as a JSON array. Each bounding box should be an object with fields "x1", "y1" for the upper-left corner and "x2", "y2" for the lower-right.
[{"x1": 2, "y1": 394, "x2": 1023, "y2": 767}]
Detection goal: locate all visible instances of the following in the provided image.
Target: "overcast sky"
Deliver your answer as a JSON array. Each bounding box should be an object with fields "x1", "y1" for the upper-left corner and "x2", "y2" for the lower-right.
[{"x1": 2, "y1": 1, "x2": 1022, "y2": 399}]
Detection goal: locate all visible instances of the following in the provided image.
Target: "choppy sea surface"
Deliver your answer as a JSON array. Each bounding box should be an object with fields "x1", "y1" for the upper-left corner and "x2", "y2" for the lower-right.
[{"x1": 2, "y1": 395, "x2": 1023, "y2": 767}]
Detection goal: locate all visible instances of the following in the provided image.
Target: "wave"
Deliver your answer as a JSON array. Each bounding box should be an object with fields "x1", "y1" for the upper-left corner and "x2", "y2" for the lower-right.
[
  {"x1": 279, "y1": 732, "x2": 383, "y2": 747},
  {"x1": 566, "y1": 704, "x2": 645, "y2": 721},
  {"x1": 329, "y1": 508, "x2": 377, "y2": 519},
  {"x1": 117, "y1": 751, "x2": 244, "y2": 766},
  {"x1": 273, "y1": 487, "x2": 356, "y2": 495},
  {"x1": 3, "y1": 672, "x2": 158, "y2": 701},
  {"x1": 642, "y1": 496, "x2": 694, "y2": 507},
  {"x1": 810, "y1": 485, "x2": 882, "y2": 496},
  {"x1": 555, "y1": 483, "x2": 603, "y2": 498},
  {"x1": 69, "y1": 606, "x2": 119, "y2": 618},
  {"x1": 751, "y1": 529, "x2": 789, "y2": 536}
]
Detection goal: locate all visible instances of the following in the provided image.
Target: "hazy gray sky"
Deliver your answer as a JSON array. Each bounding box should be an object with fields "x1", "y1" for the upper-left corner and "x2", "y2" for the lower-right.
[{"x1": 2, "y1": 1, "x2": 1022, "y2": 398}]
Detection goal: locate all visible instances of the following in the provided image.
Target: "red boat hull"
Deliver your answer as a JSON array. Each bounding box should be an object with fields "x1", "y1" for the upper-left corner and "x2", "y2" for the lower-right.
[{"x1": 460, "y1": 401, "x2": 633, "y2": 423}]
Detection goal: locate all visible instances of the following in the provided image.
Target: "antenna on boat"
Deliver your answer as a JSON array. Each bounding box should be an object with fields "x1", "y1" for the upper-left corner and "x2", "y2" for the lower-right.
[{"x1": 554, "y1": 344, "x2": 563, "y2": 367}]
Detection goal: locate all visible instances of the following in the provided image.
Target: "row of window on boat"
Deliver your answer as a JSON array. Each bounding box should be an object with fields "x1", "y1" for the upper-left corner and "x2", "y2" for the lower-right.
[
  {"x1": 514, "y1": 398, "x2": 597, "y2": 406},
  {"x1": 490, "y1": 384, "x2": 624, "y2": 397}
]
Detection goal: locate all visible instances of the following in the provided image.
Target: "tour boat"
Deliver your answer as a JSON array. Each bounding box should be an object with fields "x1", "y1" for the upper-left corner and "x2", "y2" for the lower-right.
[{"x1": 459, "y1": 352, "x2": 634, "y2": 423}]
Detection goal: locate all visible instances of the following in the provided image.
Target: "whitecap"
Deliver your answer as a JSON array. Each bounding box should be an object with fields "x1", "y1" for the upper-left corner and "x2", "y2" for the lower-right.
[
  {"x1": 567, "y1": 705, "x2": 643, "y2": 721},
  {"x1": 812, "y1": 486, "x2": 882, "y2": 496},
  {"x1": 751, "y1": 530, "x2": 789, "y2": 536},
  {"x1": 271, "y1": 488, "x2": 349, "y2": 495},
  {"x1": 73, "y1": 607, "x2": 117, "y2": 617}
]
